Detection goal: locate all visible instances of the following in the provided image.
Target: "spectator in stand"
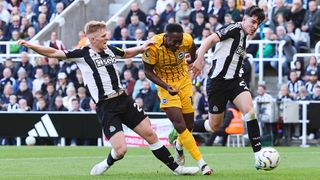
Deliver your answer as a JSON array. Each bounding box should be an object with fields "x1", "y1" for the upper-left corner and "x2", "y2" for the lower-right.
[
  {"x1": 113, "y1": 16, "x2": 126, "y2": 41},
  {"x1": 14, "y1": 51, "x2": 33, "y2": 78},
  {"x1": 19, "y1": 0, "x2": 33, "y2": 16},
  {"x1": 43, "y1": 57, "x2": 60, "y2": 80},
  {"x1": 0, "y1": 1, "x2": 10, "y2": 24},
  {"x1": 33, "y1": 13, "x2": 48, "y2": 33},
  {"x1": 120, "y1": 58, "x2": 139, "y2": 80},
  {"x1": 132, "y1": 69, "x2": 149, "y2": 99},
  {"x1": 0, "y1": 29, "x2": 7, "y2": 53},
  {"x1": 148, "y1": 14, "x2": 164, "y2": 34},
  {"x1": 40, "y1": 74, "x2": 51, "y2": 94},
  {"x1": 73, "y1": 69, "x2": 85, "y2": 91},
  {"x1": 115, "y1": 27, "x2": 135, "y2": 49},
  {"x1": 287, "y1": 70, "x2": 304, "y2": 99},
  {"x1": 56, "y1": 72, "x2": 73, "y2": 97},
  {"x1": 60, "y1": 60, "x2": 78, "y2": 82},
  {"x1": 0, "y1": 84, "x2": 13, "y2": 107},
  {"x1": 44, "y1": 31, "x2": 65, "y2": 50},
  {"x1": 20, "y1": 26, "x2": 36, "y2": 51},
  {"x1": 49, "y1": 2, "x2": 64, "y2": 22},
  {"x1": 32, "y1": 67, "x2": 45, "y2": 94},
  {"x1": 195, "y1": 27, "x2": 211, "y2": 42},
  {"x1": 208, "y1": 14, "x2": 222, "y2": 33},
  {"x1": 189, "y1": 0, "x2": 207, "y2": 24},
  {"x1": 175, "y1": 0, "x2": 191, "y2": 24},
  {"x1": 160, "y1": 3, "x2": 176, "y2": 24},
  {"x1": 289, "y1": 0, "x2": 306, "y2": 28},
  {"x1": 38, "y1": 4, "x2": 51, "y2": 22},
  {"x1": 9, "y1": 30, "x2": 22, "y2": 53},
  {"x1": 32, "y1": 90, "x2": 44, "y2": 110},
  {"x1": 255, "y1": 27, "x2": 275, "y2": 72},
  {"x1": 192, "y1": 12, "x2": 205, "y2": 40},
  {"x1": 3, "y1": 58, "x2": 15, "y2": 73},
  {"x1": 305, "y1": 70, "x2": 320, "y2": 96},
  {"x1": 62, "y1": 86, "x2": 77, "y2": 111},
  {"x1": 301, "y1": 0, "x2": 320, "y2": 48},
  {"x1": 128, "y1": 15, "x2": 146, "y2": 40},
  {"x1": 16, "y1": 80, "x2": 33, "y2": 107},
  {"x1": 50, "y1": 95, "x2": 67, "y2": 111},
  {"x1": 147, "y1": 29, "x2": 156, "y2": 39},
  {"x1": 286, "y1": 20, "x2": 309, "y2": 53},
  {"x1": 35, "y1": 97, "x2": 48, "y2": 111},
  {"x1": 10, "y1": 6, "x2": 20, "y2": 22},
  {"x1": 44, "y1": 82, "x2": 57, "y2": 110},
  {"x1": 13, "y1": 67, "x2": 33, "y2": 93},
  {"x1": 24, "y1": 3, "x2": 37, "y2": 25},
  {"x1": 305, "y1": 56, "x2": 320, "y2": 77},
  {"x1": 134, "y1": 28, "x2": 145, "y2": 42},
  {"x1": 77, "y1": 86, "x2": 90, "y2": 111},
  {"x1": 2, "y1": 94, "x2": 19, "y2": 111},
  {"x1": 226, "y1": 0, "x2": 241, "y2": 22},
  {"x1": 293, "y1": 60, "x2": 305, "y2": 80},
  {"x1": 121, "y1": 70, "x2": 136, "y2": 97},
  {"x1": 270, "y1": 0, "x2": 290, "y2": 29},
  {"x1": 18, "y1": 98, "x2": 31, "y2": 111},
  {"x1": 0, "y1": 67, "x2": 15, "y2": 93},
  {"x1": 180, "y1": 15, "x2": 194, "y2": 32},
  {"x1": 275, "y1": 25, "x2": 297, "y2": 75},
  {"x1": 156, "y1": 0, "x2": 175, "y2": 15},
  {"x1": 74, "y1": 30, "x2": 87, "y2": 48},
  {"x1": 125, "y1": 2, "x2": 147, "y2": 25},
  {"x1": 136, "y1": 81, "x2": 156, "y2": 112},
  {"x1": 19, "y1": 17, "x2": 31, "y2": 39}
]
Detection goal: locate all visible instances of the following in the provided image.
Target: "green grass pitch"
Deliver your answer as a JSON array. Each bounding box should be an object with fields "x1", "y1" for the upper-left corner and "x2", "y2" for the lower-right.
[{"x1": 0, "y1": 146, "x2": 319, "y2": 180}]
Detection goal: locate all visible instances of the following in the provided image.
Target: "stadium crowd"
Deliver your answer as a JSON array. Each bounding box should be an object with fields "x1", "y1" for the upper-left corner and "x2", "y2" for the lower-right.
[{"x1": 0, "y1": 0, "x2": 320, "y2": 145}]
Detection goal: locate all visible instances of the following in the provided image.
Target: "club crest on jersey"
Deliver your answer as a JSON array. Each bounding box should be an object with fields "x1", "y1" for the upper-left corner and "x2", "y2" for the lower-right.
[
  {"x1": 161, "y1": 98, "x2": 168, "y2": 104},
  {"x1": 178, "y1": 52, "x2": 184, "y2": 59},
  {"x1": 235, "y1": 45, "x2": 245, "y2": 57},
  {"x1": 94, "y1": 56, "x2": 116, "y2": 67}
]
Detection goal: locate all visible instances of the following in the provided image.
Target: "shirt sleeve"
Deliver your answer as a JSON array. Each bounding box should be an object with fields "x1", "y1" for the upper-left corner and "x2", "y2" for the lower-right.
[
  {"x1": 216, "y1": 24, "x2": 240, "y2": 41},
  {"x1": 108, "y1": 45, "x2": 125, "y2": 58},
  {"x1": 142, "y1": 47, "x2": 157, "y2": 65},
  {"x1": 63, "y1": 49, "x2": 84, "y2": 58},
  {"x1": 183, "y1": 33, "x2": 194, "y2": 49}
]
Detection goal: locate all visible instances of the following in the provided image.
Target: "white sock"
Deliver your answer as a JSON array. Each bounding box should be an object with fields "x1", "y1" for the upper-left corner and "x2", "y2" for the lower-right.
[
  {"x1": 111, "y1": 148, "x2": 120, "y2": 160},
  {"x1": 204, "y1": 120, "x2": 214, "y2": 132},
  {"x1": 197, "y1": 158, "x2": 206, "y2": 168}
]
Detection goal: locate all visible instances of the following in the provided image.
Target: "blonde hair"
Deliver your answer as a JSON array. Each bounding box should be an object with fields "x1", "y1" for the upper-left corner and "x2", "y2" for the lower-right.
[{"x1": 84, "y1": 21, "x2": 107, "y2": 37}]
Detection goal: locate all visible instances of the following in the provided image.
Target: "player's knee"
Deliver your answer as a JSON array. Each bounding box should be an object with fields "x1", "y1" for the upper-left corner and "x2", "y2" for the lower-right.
[
  {"x1": 243, "y1": 110, "x2": 256, "y2": 122},
  {"x1": 143, "y1": 131, "x2": 159, "y2": 144}
]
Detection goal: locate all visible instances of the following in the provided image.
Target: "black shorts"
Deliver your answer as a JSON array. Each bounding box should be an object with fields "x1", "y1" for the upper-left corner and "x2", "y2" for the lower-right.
[
  {"x1": 96, "y1": 93, "x2": 147, "y2": 139},
  {"x1": 206, "y1": 77, "x2": 249, "y2": 114}
]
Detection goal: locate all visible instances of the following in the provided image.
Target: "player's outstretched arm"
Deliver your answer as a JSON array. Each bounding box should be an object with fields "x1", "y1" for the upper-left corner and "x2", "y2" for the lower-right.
[
  {"x1": 191, "y1": 33, "x2": 220, "y2": 76},
  {"x1": 123, "y1": 39, "x2": 155, "y2": 58},
  {"x1": 18, "y1": 40, "x2": 67, "y2": 59}
]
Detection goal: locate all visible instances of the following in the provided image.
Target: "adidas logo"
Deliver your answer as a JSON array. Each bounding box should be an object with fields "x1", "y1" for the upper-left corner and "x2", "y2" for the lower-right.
[{"x1": 28, "y1": 114, "x2": 59, "y2": 137}]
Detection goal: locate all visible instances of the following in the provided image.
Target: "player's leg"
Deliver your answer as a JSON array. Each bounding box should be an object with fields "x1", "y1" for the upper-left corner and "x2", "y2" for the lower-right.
[
  {"x1": 90, "y1": 124, "x2": 127, "y2": 175},
  {"x1": 133, "y1": 116, "x2": 199, "y2": 175},
  {"x1": 90, "y1": 99, "x2": 128, "y2": 176},
  {"x1": 233, "y1": 91, "x2": 262, "y2": 169}
]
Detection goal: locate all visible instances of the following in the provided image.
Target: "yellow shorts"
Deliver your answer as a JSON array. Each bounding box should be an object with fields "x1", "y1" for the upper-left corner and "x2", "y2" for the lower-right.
[{"x1": 157, "y1": 76, "x2": 194, "y2": 114}]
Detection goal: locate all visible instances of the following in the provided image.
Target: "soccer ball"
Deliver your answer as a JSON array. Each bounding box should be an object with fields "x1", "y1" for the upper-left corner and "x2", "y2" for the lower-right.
[
  {"x1": 257, "y1": 147, "x2": 280, "y2": 170},
  {"x1": 25, "y1": 136, "x2": 36, "y2": 146}
]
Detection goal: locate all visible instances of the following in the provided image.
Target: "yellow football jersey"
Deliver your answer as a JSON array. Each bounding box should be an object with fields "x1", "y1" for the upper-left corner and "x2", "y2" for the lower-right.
[{"x1": 142, "y1": 33, "x2": 193, "y2": 82}]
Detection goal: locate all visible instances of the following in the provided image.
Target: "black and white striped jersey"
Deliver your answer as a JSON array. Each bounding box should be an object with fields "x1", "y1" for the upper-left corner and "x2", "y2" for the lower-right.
[
  {"x1": 208, "y1": 22, "x2": 246, "y2": 80},
  {"x1": 64, "y1": 45, "x2": 125, "y2": 103}
]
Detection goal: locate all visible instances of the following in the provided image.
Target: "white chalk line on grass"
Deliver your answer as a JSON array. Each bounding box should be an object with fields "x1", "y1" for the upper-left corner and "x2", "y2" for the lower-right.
[{"x1": 1, "y1": 151, "x2": 320, "y2": 161}]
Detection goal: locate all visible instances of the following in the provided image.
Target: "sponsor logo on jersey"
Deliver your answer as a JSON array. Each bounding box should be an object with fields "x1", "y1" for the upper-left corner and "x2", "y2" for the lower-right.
[{"x1": 94, "y1": 56, "x2": 116, "y2": 67}]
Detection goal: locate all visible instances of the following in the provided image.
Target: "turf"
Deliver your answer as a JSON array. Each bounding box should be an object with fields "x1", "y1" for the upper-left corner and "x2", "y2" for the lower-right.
[{"x1": 0, "y1": 146, "x2": 319, "y2": 180}]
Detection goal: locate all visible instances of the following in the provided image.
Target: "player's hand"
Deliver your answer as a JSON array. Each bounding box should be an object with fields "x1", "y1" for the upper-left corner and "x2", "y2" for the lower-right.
[
  {"x1": 17, "y1": 40, "x2": 30, "y2": 48},
  {"x1": 166, "y1": 86, "x2": 179, "y2": 96},
  {"x1": 191, "y1": 57, "x2": 205, "y2": 77},
  {"x1": 141, "y1": 39, "x2": 156, "y2": 52}
]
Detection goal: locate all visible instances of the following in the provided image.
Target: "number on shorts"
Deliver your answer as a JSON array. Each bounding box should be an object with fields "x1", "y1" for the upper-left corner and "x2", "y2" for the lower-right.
[{"x1": 133, "y1": 102, "x2": 142, "y2": 112}]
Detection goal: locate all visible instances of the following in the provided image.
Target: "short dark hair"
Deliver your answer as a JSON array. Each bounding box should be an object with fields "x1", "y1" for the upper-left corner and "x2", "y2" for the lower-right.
[
  {"x1": 165, "y1": 23, "x2": 183, "y2": 34},
  {"x1": 244, "y1": 6, "x2": 265, "y2": 23}
]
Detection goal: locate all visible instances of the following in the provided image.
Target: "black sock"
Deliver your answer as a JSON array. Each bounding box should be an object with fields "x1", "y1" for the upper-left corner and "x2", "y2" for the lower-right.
[
  {"x1": 106, "y1": 150, "x2": 123, "y2": 166},
  {"x1": 246, "y1": 119, "x2": 262, "y2": 152},
  {"x1": 193, "y1": 119, "x2": 207, "y2": 132},
  {"x1": 151, "y1": 145, "x2": 179, "y2": 171}
]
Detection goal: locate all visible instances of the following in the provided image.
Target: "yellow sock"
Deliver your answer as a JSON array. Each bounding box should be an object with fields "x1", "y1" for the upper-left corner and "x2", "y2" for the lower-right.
[{"x1": 178, "y1": 129, "x2": 202, "y2": 161}]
